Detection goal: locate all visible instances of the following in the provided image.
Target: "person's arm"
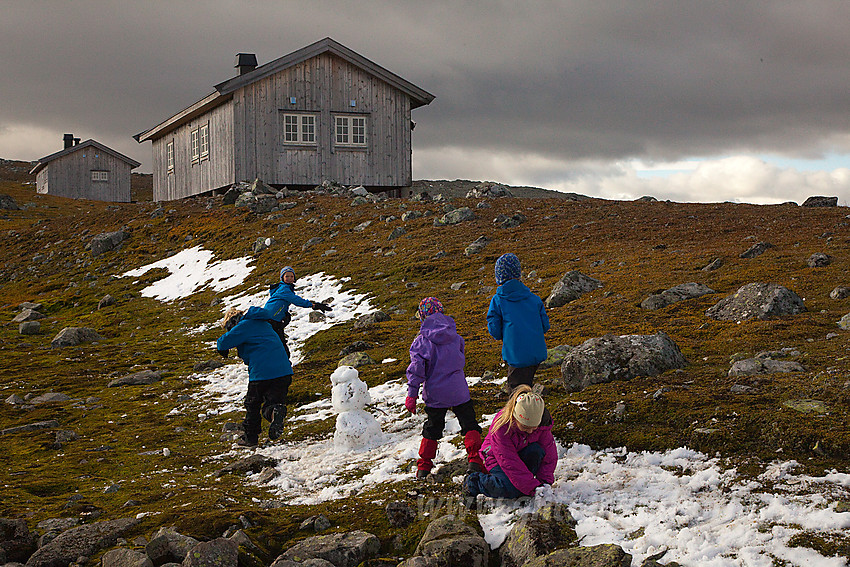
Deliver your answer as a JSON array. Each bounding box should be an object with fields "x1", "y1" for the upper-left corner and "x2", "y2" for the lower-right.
[
  {"x1": 490, "y1": 426, "x2": 541, "y2": 495},
  {"x1": 539, "y1": 299, "x2": 550, "y2": 333},
  {"x1": 216, "y1": 324, "x2": 244, "y2": 353},
  {"x1": 535, "y1": 430, "x2": 558, "y2": 485},
  {"x1": 486, "y1": 297, "x2": 504, "y2": 340},
  {"x1": 406, "y1": 335, "x2": 429, "y2": 399}
]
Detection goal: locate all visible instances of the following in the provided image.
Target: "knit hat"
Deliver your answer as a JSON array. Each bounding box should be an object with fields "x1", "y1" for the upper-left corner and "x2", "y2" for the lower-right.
[
  {"x1": 495, "y1": 253, "x2": 521, "y2": 284},
  {"x1": 418, "y1": 297, "x2": 444, "y2": 319},
  {"x1": 280, "y1": 266, "x2": 296, "y2": 281},
  {"x1": 514, "y1": 392, "x2": 544, "y2": 427}
]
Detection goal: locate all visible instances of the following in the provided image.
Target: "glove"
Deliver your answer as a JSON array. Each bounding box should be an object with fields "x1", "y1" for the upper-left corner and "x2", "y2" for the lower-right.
[
  {"x1": 217, "y1": 349, "x2": 229, "y2": 358},
  {"x1": 312, "y1": 301, "x2": 332, "y2": 312},
  {"x1": 404, "y1": 396, "x2": 417, "y2": 414}
]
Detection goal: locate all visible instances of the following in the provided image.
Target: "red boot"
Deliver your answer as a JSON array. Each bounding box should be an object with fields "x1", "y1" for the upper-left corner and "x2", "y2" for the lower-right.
[
  {"x1": 417, "y1": 438, "x2": 438, "y2": 478},
  {"x1": 464, "y1": 430, "x2": 484, "y2": 472}
]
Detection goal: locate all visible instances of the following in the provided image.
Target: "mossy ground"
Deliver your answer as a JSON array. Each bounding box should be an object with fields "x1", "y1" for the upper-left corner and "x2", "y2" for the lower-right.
[{"x1": 1, "y1": 168, "x2": 849, "y2": 560}]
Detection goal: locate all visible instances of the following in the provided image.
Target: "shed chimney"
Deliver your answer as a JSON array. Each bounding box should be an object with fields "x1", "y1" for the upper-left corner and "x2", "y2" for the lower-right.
[
  {"x1": 235, "y1": 53, "x2": 258, "y2": 75},
  {"x1": 63, "y1": 134, "x2": 74, "y2": 149}
]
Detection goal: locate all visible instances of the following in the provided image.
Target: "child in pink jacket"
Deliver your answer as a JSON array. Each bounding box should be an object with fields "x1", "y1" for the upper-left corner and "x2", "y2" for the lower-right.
[{"x1": 463, "y1": 385, "x2": 557, "y2": 498}]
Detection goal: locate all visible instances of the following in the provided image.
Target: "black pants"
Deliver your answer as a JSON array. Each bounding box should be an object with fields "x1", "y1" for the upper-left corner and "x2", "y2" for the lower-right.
[
  {"x1": 507, "y1": 363, "x2": 539, "y2": 390},
  {"x1": 423, "y1": 399, "x2": 482, "y2": 441},
  {"x1": 243, "y1": 375, "x2": 291, "y2": 440}
]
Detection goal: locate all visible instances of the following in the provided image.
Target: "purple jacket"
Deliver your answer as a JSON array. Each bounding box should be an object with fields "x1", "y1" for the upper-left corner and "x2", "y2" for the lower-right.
[
  {"x1": 481, "y1": 409, "x2": 557, "y2": 495},
  {"x1": 406, "y1": 313, "x2": 471, "y2": 409}
]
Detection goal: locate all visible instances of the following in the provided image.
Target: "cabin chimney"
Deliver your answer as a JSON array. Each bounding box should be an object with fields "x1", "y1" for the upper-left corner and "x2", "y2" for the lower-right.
[
  {"x1": 235, "y1": 53, "x2": 258, "y2": 75},
  {"x1": 63, "y1": 134, "x2": 74, "y2": 149}
]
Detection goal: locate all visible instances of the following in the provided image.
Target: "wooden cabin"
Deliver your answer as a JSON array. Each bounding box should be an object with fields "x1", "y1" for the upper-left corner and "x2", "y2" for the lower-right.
[
  {"x1": 135, "y1": 37, "x2": 435, "y2": 201},
  {"x1": 30, "y1": 135, "x2": 140, "y2": 202}
]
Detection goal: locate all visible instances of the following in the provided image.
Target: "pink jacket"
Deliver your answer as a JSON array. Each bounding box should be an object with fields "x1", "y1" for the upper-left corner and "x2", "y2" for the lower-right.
[{"x1": 481, "y1": 409, "x2": 557, "y2": 495}]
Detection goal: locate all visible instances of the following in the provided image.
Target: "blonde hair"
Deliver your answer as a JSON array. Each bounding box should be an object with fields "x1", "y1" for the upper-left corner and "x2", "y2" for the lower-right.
[
  {"x1": 491, "y1": 384, "x2": 535, "y2": 433},
  {"x1": 221, "y1": 307, "x2": 244, "y2": 330}
]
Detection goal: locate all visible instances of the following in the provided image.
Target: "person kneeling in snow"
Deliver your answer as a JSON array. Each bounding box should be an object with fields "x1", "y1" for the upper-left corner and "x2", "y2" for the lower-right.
[
  {"x1": 405, "y1": 297, "x2": 484, "y2": 479},
  {"x1": 463, "y1": 385, "x2": 557, "y2": 499},
  {"x1": 264, "y1": 266, "x2": 331, "y2": 356},
  {"x1": 217, "y1": 307, "x2": 292, "y2": 447}
]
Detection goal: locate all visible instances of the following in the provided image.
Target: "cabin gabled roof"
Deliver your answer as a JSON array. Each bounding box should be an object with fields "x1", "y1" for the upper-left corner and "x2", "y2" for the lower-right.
[
  {"x1": 30, "y1": 139, "x2": 141, "y2": 175},
  {"x1": 135, "y1": 37, "x2": 435, "y2": 143},
  {"x1": 214, "y1": 37, "x2": 435, "y2": 109}
]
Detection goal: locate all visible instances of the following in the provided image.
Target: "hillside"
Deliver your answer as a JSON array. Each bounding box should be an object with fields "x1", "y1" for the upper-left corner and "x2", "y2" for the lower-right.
[{"x1": 1, "y1": 172, "x2": 849, "y2": 565}]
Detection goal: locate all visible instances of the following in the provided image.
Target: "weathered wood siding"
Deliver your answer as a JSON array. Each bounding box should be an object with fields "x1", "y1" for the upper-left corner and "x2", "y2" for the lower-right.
[
  {"x1": 151, "y1": 101, "x2": 235, "y2": 201},
  {"x1": 233, "y1": 53, "x2": 412, "y2": 188},
  {"x1": 38, "y1": 150, "x2": 132, "y2": 202}
]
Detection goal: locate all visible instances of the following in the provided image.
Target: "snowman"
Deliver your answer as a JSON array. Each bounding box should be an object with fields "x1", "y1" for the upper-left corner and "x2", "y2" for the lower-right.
[{"x1": 330, "y1": 366, "x2": 383, "y2": 451}]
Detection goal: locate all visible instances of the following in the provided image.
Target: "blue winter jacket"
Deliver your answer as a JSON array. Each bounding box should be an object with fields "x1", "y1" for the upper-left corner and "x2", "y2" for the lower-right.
[
  {"x1": 216, "y1": 306, "x2": 292, "y2": 381},
  {"x1": 487, "y1": 279, "x2": 550, "y2": 368},
  {"x1": 264, "y1": 281, "x2": 313, "y2": 323}
]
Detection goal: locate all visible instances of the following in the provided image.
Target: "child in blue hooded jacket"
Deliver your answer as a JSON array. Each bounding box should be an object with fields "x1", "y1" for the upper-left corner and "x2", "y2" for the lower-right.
[
  {"x1": 264, "y1": 266, "x2": 331, "y2": 355},
  {"x1": 217, "y1": 306, "x2": 292, "y2": 447},
  {"x1": 487, "y1": 253, "x2": 550, "y2": 390}
]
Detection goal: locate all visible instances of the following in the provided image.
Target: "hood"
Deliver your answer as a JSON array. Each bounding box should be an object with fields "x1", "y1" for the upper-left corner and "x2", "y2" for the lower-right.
[
  {"x1": 496, "y1": 278, "x2": 533, "y2": 302},
  {"x1": 419, "y1": 313, "x2": 458, "y2": 344},
  {"x1": 243, "y1": 306, "x2": 274, "y2": 320}
]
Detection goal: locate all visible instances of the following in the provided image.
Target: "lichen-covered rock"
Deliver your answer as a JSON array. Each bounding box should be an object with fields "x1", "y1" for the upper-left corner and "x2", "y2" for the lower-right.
[
  {"x1": 466, "y1": 182, "x2": 513, "y2": 198},
  {"x1": 12, "y1": 309, "x2": 45, "y2": 323},
  {"x1": 546, "y1": 271, "x2": 603, "y2": 308},
  {"x1": 561, "y1": 332, "x2": 687, "y2": 393},
  {"x1": 728, "y1": 358, "x2": 805, "y2": 377},
  {"x1": 706, "y1": 283, "x2": 805, "y2": 321},
  {"x1": 145, "y1": 528, "x2": 199, "y2": 565},
  {"x1": 521, "y1": 544, "x2": 631, "y2": 567},
  {"x1": 19, "y1": 321, "x2": 41, "y2": 335},
  {"x1": 539, "y1": 345, "x2": 573, "y2": 370},
  {"x1": 25, "y1": 517, "x2": 138, "y2": 567},
  {"x1": 108, "y1": 370, "x2": 164, "y2": 387},
  {"x1": 830, "y1": 286, "x2": 850, "y2": 300},
  {"x1": 739, "y1": 241, "x2": 773, "y2": 259},
  {"x1": 279, "y1": 531, "x2": 379, "y2": 567},
  {"x1": 499, "y1": 503, "x2": 577, "y2": 567},
  {"x1": 0, "y1": 194, "x2": 20, "y2": 210},
  {"x1": 0, "y1": 518, "x2": 36, "y2": 564},
  {"x1": 413, "y1": 515, "x2": 488, "y2": 567},
  {"x1": 101, "y1": 548, "x2": 153, "y2": 567},
  {"x1": 51, "y1": 327, "x2": 105, "y2": 348},
  {"x1": 464, "y1": 236, "x2": 490, "y2": 256},
  {"x1": 434, "y1": 207, "x2": 475, "y2": 226},
  {"x1": 182, "y1": 538, "x2": 238, "y2": 567},
  {"x1": 640, "y1": 282, "x2": 715, "y2": 310},
  {"x1": 807, "y1": 253, "x2": 832, "y2": 268},
  {"x1": 839, "y1": 313, "x2": 850, "y2": 330},
  {"x1": 353, "y1": 311, "x2": 390, "y2": 330}
]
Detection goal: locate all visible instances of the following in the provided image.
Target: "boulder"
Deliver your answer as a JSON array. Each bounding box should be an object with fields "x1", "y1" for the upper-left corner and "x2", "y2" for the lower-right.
[
  {"x1": 101, "y1": 548, "x2": 153, "y2": 567},
  {"x1": 145, "y1": 528, "x2": 199, "y2": 565},
  {"x1": 801, "y1": 196, "x2": 838, "y2": 207},
  {"x1": 182, "y1": 538, "x2": 238, "y2": 567},
  {"x1": 539, "y1": 345, "x2": 573, "y2": 370},
  {"x1": 385, "y1": 501, "x2": 416, "y2": 528},
  {"x1": 413, "y1": 515, "x2": 488, "y2": 567},
  {"x1": 499, "y1": 504, "x2": 576, "y2": 567},
  {"x1": 25, "y1": 517, "x2": 138, "y2": 567},
  {"x1": 701, "y1": 258, "x2": 723, "y2": 272},
  {"x1": 12, "y1": 309, "x2": 45, "y2": 323},
  {"x1": 298, "y1": 516, "x2": 331, "y2": 533},
  {"x1": 705, "y1": 283, "x2": 806, "y2": 321},
  {"x1": 108, "y1": 370, "x2": 164, "y2": 387},
  {"x1": 90, "y1": 230, "x2": 129, "y2": 257},
  {"x1": 401, "y1": 211, "x2": 423, "y2": 221},
  {"x1": 546, "y1": 271, "x2": 603, "y2": 308},
  {"x1": 214, "y1": 454, "x2": 278, "y2": 478},
  {"x1": 464, "y1": 236, "x2": 490, "y2": 256},
  {"x1": 640, "y1": 282, "x2": 715, "y2": 310},
  {"x1": 522, "y1": 544, "x2": 631, "y2": 567},
  {"x1": 561, "y1": 332, "x2": 687, "y2": 393},
  {"x1": 830, "y1": 286, "x2": 850, "y2": 300},
  {"x1": 466, "y1": 182, "x2": 513, "y2": 198},
  {"x1": 279, "y1": 531, "x2": 379, "y2": 567},
  {"x1": 338, "y1": 352, "x2": 375, "y2": 368},
  {"x1": 0, "y1": 518, "x2": 36, "y2": 564},
  {"x1": 51, "y1": 327, "x2": 104, "y2": 348},
  {"x1": 739, "y1": 241, "x2": 773, "y2": 259},
  {"x1": 251, "y1": 237, "x2": 275, "y2": 254},
  {"x1": 302, "y1": 237, "x2": 324, "y2": 252},
  {"x1": 19, "y1": 321, "x2": 41, "y2": 335},
  {"x1": 807, "y1": 253, "x2": 832, "y2": 268},
  {"x1": 338, "y1": 341, "x2": 372, "y2": 357},
  {"x1": 388, "y1": 226, "x2": 406, "y2": 240},
  {"x1": 838, "y1": 313, "x2": 850, "y2": 330},
  {"x1": 98, "y1": 295, "x2": 116, "y2": 309},
  {"x1": 0, "y1": 420, "x2": 59, "y2": 436},
  {"x1": 249, "y1": 178, "x2": 275, "y2": 195},
  {"x1": 353, "y1": 311, "x2": 390, "y2": 330},
  {"x1": 222, "y1": 188, "x2": 240, "y2": 206},
  {"x1": 30, "y1": 393, "x2": 71, "y2": 404},
  {"x1": 728, "y1": 358, "x2": 805, "y2": 377},
  {"x1": 434, "y1": 207, "x2": 475, "y2": 226},
  {"x1": 493, "y1": 213, "x2": 526, "y2": 229},
  {"x1": 0, "y1": 194, "x2": 19, "y2": 210}
]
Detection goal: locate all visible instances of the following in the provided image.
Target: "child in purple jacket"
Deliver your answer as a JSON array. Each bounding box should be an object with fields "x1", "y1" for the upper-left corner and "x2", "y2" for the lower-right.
[
  {"x1": 405, "y1": 297, "x2": 484, "y2": 479},
  {"x1": 463, "y1": 385, "x2": 557, "y2": 498}
]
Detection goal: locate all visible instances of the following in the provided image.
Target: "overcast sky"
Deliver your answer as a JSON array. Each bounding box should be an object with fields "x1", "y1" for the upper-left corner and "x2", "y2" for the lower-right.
[{"x1": 3, "y1": 1, "x2": 850, "y2": 204}]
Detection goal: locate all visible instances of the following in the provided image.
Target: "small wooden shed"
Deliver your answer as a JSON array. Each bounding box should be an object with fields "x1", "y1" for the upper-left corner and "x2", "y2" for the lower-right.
[
  {"x1": 135, "y1": 37, "x2": 435, "y2": 201},
  {"x1": 30, "y1": 135, "x2": 140, "y2": 202}
]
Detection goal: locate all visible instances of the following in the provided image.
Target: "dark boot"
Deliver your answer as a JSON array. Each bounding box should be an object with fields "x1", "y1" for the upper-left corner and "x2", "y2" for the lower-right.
[
  {"x1": 267, "y1": 404, "x2": 287, "y2": 441},
  {"x1": 236, "y1": 434, "x2": 258, "y2": 447},
  {"x1": 417, "y1": 438, "x2": 438, "y2": 477},
  {"x1": 464, "y1": 430, "x2": 484, "y2": 472}
]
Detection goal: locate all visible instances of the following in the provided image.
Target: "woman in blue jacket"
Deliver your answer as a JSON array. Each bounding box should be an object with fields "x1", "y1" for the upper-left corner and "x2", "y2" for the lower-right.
[
  {"x1": 217, "y1": 306, "x2": 292, "y2": 447},
  {"x1": 487, "y1": 253, "x2": 550, "y2": 390}
]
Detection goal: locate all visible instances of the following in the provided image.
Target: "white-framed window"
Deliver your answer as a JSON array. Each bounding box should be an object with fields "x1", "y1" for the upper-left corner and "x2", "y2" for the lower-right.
[
  {"x1": 190, "y1": 129, "x2": 199, "y2": 162},
  {"x1": 282, "y1": 113, "x2": 317, "y2": 144},
  {"x1": 334, "y1": 115, "x2": 367, "y2": 147},
  {"x1": 166, "y1": 141, "x2": 174, "y2": 173},
  {"x1": 199, "y1": 124, "x2": 209, "y2": 159},
  {"x1": 91, "y1": 170, "x2": 109, "y2": 182}
]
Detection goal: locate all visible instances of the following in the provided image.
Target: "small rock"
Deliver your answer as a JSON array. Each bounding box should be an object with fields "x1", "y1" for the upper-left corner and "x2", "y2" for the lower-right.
[
  {"x1": 807, "y1": 253, "x2": 832, "y2": 268},
  {"x1": 98, "y1": 295, "x2": 116, "y2": 309},
  {"x1": 739, "y1": 242, "x2": 774, "y2": 259},
  {"x1": 19, "y1": 321, "x2": 41, "y2": 335}
]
